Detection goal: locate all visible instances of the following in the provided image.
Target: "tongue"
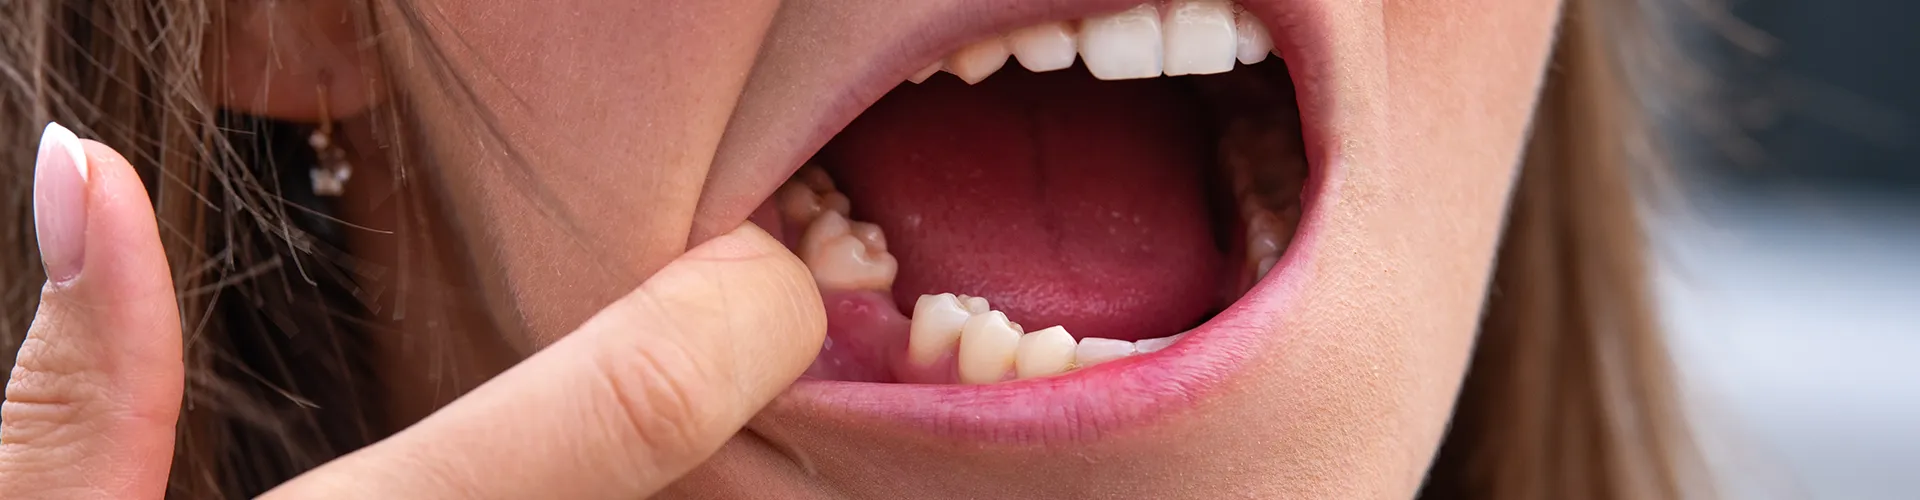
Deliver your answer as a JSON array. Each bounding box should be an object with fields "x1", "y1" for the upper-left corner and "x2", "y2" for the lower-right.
[{"x1": 821, "y1": 66, "x2": 1223, "y2": 342}]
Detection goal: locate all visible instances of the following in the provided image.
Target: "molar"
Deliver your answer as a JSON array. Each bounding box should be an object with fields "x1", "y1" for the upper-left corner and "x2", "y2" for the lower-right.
[
  {"x1": 1162, "y1": 0, "x2": 1237, "y2": 76},
  {"x1": 1009, "y1": 22, "x2": 1079, "y2": 73},
  {"x1": 799, "y1": 212, "x2": 899, "y2": 291},
  {"x1": 1015, "y1": 326, "x2": 1078, "y2": 379},
  {"x1": 959, "y1": 311, "x2": 1023, "y2": 384},
  {"x1": 1079, "y1": 4, "x2": 1164, "y2": 80},
  {"x1": 908, "y1": 60, "x2": 944, "y2": 84}
]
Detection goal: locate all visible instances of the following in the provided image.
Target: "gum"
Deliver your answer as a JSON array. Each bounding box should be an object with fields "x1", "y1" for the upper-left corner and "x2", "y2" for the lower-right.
[{"x1": 804, "y1": 290, "x2": 964, "y2": 384}]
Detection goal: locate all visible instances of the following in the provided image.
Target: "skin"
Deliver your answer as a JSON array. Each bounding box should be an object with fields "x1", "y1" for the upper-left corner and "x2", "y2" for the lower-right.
[{"x1": 4, "y1": 0, "x2": 1566, "y2": 497}]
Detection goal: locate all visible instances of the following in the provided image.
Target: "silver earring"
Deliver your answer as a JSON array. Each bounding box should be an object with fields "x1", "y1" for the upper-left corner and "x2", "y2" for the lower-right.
[{"x1": 308, "y1": 85, "x2": 352, "y2": 197}]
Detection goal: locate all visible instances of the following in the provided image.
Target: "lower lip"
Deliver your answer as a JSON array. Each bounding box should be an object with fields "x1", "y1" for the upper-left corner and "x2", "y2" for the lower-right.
[{"x1": 767, "y1": 159, "x2": 1334, "y2": 445}]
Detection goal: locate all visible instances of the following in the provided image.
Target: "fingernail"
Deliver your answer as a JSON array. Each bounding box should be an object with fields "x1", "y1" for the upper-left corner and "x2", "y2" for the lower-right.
[{"x1": 34, "y1": 122, "x2": 90, "y2": 284}]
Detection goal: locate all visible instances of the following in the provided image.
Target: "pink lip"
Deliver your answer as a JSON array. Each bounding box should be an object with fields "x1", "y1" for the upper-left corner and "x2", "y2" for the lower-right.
[{"x1": 743, "y1": 0, "x2": 1345, "y2": 445}]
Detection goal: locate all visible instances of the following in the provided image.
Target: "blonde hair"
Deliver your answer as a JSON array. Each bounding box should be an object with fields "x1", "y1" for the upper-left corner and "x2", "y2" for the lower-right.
[{"x1": 1, "y1": 0, "x2": 1706, "y2": 498}]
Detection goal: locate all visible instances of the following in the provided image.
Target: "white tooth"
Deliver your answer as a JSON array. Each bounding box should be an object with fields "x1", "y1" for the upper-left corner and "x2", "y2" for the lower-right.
[
  {"x1": 908, "y1": 60, "x2": 944, "y2": 84},
  {"x1": 1015, "y1": 326, "x2": 1078, "y2": 379},
  {"x1": 1079, "y1": 4, "x2": 1163, "y2": 80},
  {"x1": 1009, "y1": 22, "x2": 1079, "y2": 73},
  {"x1": 776, "y1": 182, "x2": 823, "y2": 223},
  {"x1": 946, "y1": 36, "x2": 1011, "y2": 85},
  {"x1": 850, "y1": 221, "x2": 888, "y2": 252},
  {"x1": 1234, "y1": 9, "x2": 1273, "y2": 65},
  {"x1": 959, "y1": 311, "x2": 1022, "y2": 384},
  {"x1": 956, "y1": 294, "x2": 991, "y2": 314},
  {"x1": 1256, "y1": 254, "x2": 1279, "y2": 281},
  {"x1": 1074, "y1": 337, "x2": 1137, "y2": 367},
  {"x1": 1135, "y1": 333, "x2": 1185, "y2": 354},
  {"x1": 909, "y1": 294, "x2": 975, "y2": 366},
  {"x1": 1162, "y1": 0, "x2": 1237, "y2": 76},
  {"x1": 800, "y1": 212, "x2": 898, "y2": 290}
]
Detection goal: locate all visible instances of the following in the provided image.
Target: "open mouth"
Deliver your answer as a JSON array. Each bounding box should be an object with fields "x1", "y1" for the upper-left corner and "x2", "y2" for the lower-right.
[{"x1": 740, "y1": 0, "x2": 1333, "y2": 441}]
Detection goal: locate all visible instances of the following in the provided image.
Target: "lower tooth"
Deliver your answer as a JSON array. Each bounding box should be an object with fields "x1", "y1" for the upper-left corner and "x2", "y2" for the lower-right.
[
  {"x1": 909, "y1": 293, "x2": 974, "y2": 366},
  {"x1": 1015, "y1": 326, "x2": 1078, "y2": 379},
  {"x1": 800, "y1": 212, "x2": 898, "y2": 291},
  {"x1": 959, "y1": 311, "x2": 1022, "y2": 384},
  {"x1": 1074, "y1": 337, "x2": 1137, "y2": 367},
  {"x1": 777, "y1": 183, "x2": 824, "y2": 223},
  {"x1": 1135, "y1": 333, "x2": 1184, "y2": 354}
]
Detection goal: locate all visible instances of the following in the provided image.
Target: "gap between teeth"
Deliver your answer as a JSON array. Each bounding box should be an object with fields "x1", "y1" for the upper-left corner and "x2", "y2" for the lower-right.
[
  {"x1": 780, "y1": 157, "x2": 1296, "y2": 383},
  {"x1": 910, "y1": 0, "x2": 1273, "y2": 85}
]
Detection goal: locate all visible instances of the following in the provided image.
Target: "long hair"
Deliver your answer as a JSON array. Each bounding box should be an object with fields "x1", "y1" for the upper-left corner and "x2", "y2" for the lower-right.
[{"x1": 0, "y1": 0, "x2": 1708, "y2": 498}]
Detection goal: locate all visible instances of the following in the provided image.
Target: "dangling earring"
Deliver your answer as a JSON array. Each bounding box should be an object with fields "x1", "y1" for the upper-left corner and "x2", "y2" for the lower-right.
[{"x1": 308, "y1": 84, "x2": 352, "y2": 197}]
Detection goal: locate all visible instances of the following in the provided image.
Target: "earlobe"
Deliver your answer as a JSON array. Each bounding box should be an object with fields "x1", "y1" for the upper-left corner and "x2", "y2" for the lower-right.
[{"x1": 212, "y1": 0, "x2": 382, "y2": 121}]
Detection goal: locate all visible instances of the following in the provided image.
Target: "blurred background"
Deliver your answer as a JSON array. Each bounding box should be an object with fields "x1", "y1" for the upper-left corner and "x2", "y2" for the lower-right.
[{"x1": 1656, "y1": 1, "x2": 1918, "y2": 498}]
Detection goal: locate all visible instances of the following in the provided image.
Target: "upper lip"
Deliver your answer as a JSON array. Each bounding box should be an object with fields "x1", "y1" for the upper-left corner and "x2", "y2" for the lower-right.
[{"x1": 697, "y1": 0, "x2": 1342, "y2": 445}]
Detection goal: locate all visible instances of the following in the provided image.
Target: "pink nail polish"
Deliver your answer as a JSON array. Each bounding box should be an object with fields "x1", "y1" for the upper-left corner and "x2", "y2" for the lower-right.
[{"x1": 33, "y1": 122, "x2": 90, "y2": 284}]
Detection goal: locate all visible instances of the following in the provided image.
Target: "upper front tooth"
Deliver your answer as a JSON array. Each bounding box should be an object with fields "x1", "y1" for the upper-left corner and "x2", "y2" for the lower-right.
[
  {"x1": 1234, "y1": 9, "x2": 1273, "y2": 64},
  {"x1": 909, "y1": 293, "x2": 975, "y2": 366},
  {"x1": 947, "y1": 37, "x2": 1011, "y2": 85},
  {"x1": 1162, "y1": 0, "x2": 1237, "y2": 76},
  {"x1": 800, "y1": 212, "x2": 898, "y2": 291},
  {"x1": 959, "y1": 311, "x2": 1023, "y2": 384},
  {"x1": 1080, "y1": 4, "x2": 1163, "y2": 80},
  {"x1": 1075, "y1": 337, "x2": 1137, "y2": 367},
  {"x1": 1015, "y1": 326, "x2": 1078, "y2": 379},
  {"x1": 1009, "y1": 22, "x2": 1079, "y2": 73}
]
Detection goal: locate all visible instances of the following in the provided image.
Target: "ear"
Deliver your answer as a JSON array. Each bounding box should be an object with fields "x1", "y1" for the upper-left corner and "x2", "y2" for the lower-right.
[{"x1": 213, "y1": 0, "x2": 382, "y2": 121}]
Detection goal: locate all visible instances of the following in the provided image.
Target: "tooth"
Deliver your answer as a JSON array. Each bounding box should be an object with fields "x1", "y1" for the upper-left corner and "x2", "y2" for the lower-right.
[
  {"x1": 776, "y1": 182, "x2": 823, "y2": 223},
  {"x1": 909, "y1": 294, "x2": 975, "y2": 366},
  {"x1": 1162, "y1": 0, "x2": 1237, "y2": 76},
  {"x1": 956, "y1": 294, "x2": 991, "y2": 314},
  {"x1": 1079, "y1": 4, "x2": 1163, "y2": 80},
  {"x1": 1234, "y1": 9, "x2": 1273, "y2": 65},
  {"x1": 908, "y1": 60, "x2": 944, "y2": 84},
  {"x1": 1074, "y1": 337, "x2": 1137, "y2": 367},
  {"x1": 1135, "y1": 333, "x2": 1185, "y2": 354},
  {"x1": 797, "y1": 165, "x2": 836, "y2": 192},
  {"x1": 1256, "y1": 254, "x2": 1279, "y2": 280},
  {"x1": 820, "y1": 191, "x2": 852, "y2": 217},
  {"x1": 958, "y1": 311, "x2": 1022, "y2": 384},
  {"x1": 1246, "y1": 210, "x2": 1285, "y2": 259},
  {"x1": 946, "y1": 36, "x2": 1011, "y2": 85},
  {"x1": 1009, "y1": 22, "x2": 1078, "y2": 73},
  {"x1": 850, "y1": 221, "x2": 888, "y2": 252},
  {"x1": 800, "y1": 212, "x2": 898, "y2": 291},
  {"x1": 1015, "y1": 326, "x2": 1078, "y2": 379}
]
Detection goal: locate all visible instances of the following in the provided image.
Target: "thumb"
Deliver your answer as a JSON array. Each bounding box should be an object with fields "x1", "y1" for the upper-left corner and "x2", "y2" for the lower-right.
[
  {"x1": 0, "y1": 124, "x2": 185, "y2": 498},
  {"x1": 268, "y1": 223, "x2": 825, "y2": 499}
]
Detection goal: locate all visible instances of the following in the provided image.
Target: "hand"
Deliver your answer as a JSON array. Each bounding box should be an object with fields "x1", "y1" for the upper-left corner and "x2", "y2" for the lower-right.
[{"x1": 0, "y1": 124, "x2": 827, "y2": 499}]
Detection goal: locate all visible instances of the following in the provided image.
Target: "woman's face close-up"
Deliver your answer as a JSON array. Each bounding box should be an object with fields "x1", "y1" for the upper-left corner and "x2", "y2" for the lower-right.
[
  {"x1": 171, "y1": 0, "x2": 1581, "y2": 497},
  {"x1": 343, "y1": 0, "x2": 1570, "y2": 497}
]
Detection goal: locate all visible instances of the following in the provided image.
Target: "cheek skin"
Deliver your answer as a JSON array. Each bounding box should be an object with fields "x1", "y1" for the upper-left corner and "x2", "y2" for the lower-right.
[{"x1": 383, "y1": 0, "x2": 780, "y2": 350}]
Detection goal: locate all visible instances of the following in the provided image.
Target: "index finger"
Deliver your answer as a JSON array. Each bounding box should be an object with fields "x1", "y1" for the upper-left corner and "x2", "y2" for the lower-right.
[{"x1": 264, "y1": 224, "x2": 825, "y2": 499}]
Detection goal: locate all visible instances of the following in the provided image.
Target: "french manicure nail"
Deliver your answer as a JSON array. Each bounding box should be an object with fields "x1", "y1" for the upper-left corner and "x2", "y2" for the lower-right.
[{"x1": 34, "y1": 122, "x2": 89, "y2": 284}]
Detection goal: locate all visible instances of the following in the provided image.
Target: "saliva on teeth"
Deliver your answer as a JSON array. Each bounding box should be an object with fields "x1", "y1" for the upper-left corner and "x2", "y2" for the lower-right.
[{"x1": 910, "y1": 0, "x2": 1276, "y2": 85}]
